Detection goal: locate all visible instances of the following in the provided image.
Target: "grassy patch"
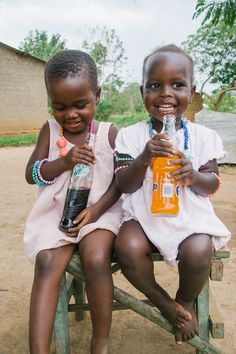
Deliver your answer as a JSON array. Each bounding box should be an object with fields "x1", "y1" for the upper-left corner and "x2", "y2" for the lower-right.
[
  {"x1": 0, "y1": 134, "x2": 38, "y2": 147},
  {"x1": 107, "y1": 113, "x2": 147, "y2": 128}
]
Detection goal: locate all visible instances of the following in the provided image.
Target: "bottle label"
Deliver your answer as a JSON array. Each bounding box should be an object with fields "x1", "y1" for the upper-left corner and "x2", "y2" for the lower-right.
[
  {"x1": 162, "y1": 183, "x2": 174, "y2": 197},
  {"x1": 73, "y1": 164, "x2": 90, "y2": 177}
]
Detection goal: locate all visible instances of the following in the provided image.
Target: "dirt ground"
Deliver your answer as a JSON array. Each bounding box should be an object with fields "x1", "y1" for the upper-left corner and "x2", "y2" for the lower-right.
[{"x1": 0, "y1": 146, "x2": 236, "y2": 354}]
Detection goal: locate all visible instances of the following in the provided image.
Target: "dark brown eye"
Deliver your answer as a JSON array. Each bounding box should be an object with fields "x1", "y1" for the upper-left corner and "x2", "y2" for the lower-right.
[
  {"x1": 173, "y1": 82, "x2": 183, "y2": 89},
  {"x1": 150, "y1": 83, "x2": 160, "y2": 89},
  {"x1": 53, "y1": 105, "x2": 65, "y2": 111}
]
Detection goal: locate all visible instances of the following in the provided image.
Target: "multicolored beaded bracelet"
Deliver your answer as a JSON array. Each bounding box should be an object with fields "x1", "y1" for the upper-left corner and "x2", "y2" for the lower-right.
[
  {"x1": 114, "y1": 165, "x2": 130, "y2": 174},
  {"x1": 202, "y1": 172, "x2": 221, "y2": 197},
  {"x1": 32, "y1": 159, "x2": 56, "y2": 187}
]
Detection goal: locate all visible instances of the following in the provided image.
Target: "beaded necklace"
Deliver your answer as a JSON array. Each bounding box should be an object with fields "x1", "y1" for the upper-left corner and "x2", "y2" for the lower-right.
[
  {"x1": 56, "y1": 121, "x2": 94, "y2": 157},
  {"x1": 147, "y1": 117, "x2": 191, "y2": 159}
]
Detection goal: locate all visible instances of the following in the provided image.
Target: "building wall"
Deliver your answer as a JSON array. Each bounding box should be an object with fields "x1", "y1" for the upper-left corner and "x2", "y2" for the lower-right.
[{"x1": 0, "y1": 45, "x2": 49, "y2": 134}]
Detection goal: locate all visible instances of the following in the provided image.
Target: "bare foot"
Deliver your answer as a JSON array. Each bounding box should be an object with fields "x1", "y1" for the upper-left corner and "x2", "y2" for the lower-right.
[
  {"x1": 159, "y1": 298, "x2": 192, "y2": 328},
  {"x1": 146, "y1": 287, "x2": 192, "y2": 328},
  {"x1": 174, "y1": 303, "x2": 198, "y2": 344}
]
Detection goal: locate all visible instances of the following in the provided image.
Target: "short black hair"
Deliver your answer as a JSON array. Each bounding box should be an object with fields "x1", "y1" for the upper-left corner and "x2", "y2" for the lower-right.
[
  {"x1": 44, "y1": 50, "x2": 98, "y2": 92},
  {"x1": 142, "y1": 44, "x2": 194, "y2": 84}
]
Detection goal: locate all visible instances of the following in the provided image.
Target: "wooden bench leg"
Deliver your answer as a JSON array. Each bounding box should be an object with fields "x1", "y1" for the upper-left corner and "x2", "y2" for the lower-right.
[
  {"x1": 196, "y1": 279, "x2": 209, "y2": 353},
  {"x1": 54, "y1": 274, "x2": 70, "y2": 354},
  {"x1": 73, "y1": 278, "x2": 86, "y2": 321},
  {"x1": 209, "y1": 287, "x2": 224, "y2": 338}
]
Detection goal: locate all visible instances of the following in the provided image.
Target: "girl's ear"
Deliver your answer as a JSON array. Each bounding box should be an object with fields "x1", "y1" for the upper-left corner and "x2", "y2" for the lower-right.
[
  {"x1": 140, "y1": 85, "x2": 144, "y2": 98},
  {"x1": 96, "y1": 87, "x2": 101, "y2": 105},
  {"x1": 189, "y1": 85, "x2": 196, "y2": 103}
]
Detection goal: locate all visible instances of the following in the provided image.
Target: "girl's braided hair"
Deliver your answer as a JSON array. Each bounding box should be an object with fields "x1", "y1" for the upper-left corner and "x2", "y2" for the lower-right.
[{"x1": 45, "y1": 50, "x2": 98, "y2": 92}]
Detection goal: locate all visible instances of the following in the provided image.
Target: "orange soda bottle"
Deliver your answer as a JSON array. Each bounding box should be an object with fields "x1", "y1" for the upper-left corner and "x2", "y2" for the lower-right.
[{"x1": 151, "y1": 115, "x2": 180, "y2": 216}]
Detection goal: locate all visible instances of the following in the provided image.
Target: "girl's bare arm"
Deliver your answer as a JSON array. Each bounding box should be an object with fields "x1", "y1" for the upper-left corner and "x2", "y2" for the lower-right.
[
  {"x1": 170, "y1": 153, "x2": 220, "y2": 196},
  {"x1": 25, "y1": 122, "x2": 95, "y2": 184}
]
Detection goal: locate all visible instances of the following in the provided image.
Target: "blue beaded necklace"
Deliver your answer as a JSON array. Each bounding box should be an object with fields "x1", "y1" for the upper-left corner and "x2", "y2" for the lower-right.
[{"x1": 147, "y1": 117, "x2": 191, "y2": 159}]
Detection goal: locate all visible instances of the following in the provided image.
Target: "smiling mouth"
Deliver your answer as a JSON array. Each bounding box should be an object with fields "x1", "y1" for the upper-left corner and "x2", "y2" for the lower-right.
[
  {"x1": 66, "y1": 120, "x2": 82, "y2": 127},
  {"x1": 158, "y1": 104, "x2": 176, "y2": 113}
]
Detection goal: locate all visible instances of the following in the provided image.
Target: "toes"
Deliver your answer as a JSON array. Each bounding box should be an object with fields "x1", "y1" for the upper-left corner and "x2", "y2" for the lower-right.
[
  {"x1": 183, "y1": 311, "x2": 192, "y2": 322},
  {"x1": 174, "y1": 318, "x2": 185, "y2": 328},
  {"x1": 175, "y1": 329, "x2": 183, "y2": 345}
]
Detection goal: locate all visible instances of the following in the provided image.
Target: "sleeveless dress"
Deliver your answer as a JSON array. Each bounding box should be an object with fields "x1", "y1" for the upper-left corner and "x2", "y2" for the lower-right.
[
  {"x1": 24, "y1": 119, "x2": 122, "y2": 263},
  {"x1": 115, "y1": 119, "x2": 231, "y2": 266}
]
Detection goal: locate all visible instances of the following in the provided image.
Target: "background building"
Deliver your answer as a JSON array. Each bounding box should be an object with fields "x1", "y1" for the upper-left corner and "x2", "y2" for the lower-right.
[{"x1": 0, "y1": 42, "x2": 48, "y2": 135}]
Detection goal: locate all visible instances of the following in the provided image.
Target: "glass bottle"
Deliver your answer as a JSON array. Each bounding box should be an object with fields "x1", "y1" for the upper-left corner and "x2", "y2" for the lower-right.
[
  {"x1": 59, "y1": 132, "x2": 94, "y2": 233},
  {"x1": 151, "y1": 115, "x2": 180, "y2": 216}
]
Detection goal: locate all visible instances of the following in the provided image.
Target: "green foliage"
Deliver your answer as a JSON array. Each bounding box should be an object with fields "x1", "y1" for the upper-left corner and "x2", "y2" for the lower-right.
[
  {"x1": 193, "y1": 0, "x2": 236, "y2": 27},
  {"x1": 18, "y1": 27, "x2": 144, "y2": 117},
  {"x1": 81, "y1": 26, "x2": 144, "y2": 116},
  {"x1": 19, "y1": 30, "x2": 67, "y2": 61},
  {"x1": 81, "y1": 26, "x2": 127, "y2": 90},
  {"x1": 182, "y1": 20, "x2": 236, "y2": 86},
  {"x1": 0, "y1": 134, "x2": 38, "y2": 147},
  {"x1": 107, "y1": 112, "x2": 147, "y2": 128},
  {"x1": 204, "y1": 90, "x2": 236, "y2": 113},
  {"x1": 96, "y1": 100, "x2": 113, "y2": 121},
  {"x1": 110, "y1": 82, "x2": 144, "y2": 116}
]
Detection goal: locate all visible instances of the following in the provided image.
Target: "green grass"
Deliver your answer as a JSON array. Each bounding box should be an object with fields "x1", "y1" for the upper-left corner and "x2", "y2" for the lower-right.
[
  {"x1": 0, "y1": 113, "x2": 148, "y2": 147},
  {"x1": 107, "y1": 112, "x2": 147, "y2": 128},
  {"x1": 0, "y1": 134, "x2": 38, "y2": 147}
]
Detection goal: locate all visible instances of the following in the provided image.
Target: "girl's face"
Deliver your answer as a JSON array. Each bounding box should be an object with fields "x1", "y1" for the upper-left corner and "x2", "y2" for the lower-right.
[
  {"x1": 47, "y1": 75, "x2": 100, "y2": 134},
  {"x1": 141, "y1": 52, "x2": 195, "y2": 125}
]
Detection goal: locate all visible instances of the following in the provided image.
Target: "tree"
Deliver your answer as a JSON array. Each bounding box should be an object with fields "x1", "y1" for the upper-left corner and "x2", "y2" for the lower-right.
[
  {"x1": 193, "y1": 0, "x2": 236, "y2": 27},
  {"x1": 203, "y1": 86, "x2": 236, "y2": 112},
  {"x1": 81, "y1": 26, "x2": 128, "y2": 118},
  {"x1": 182, "y1": 20, "x2": 236, "y2": 87},
  {"x1": 19, "y1": 30, "x2": 67, "y2": 61},
  {"x1": 112, "y1": 82, "x2": 144, "y2": 115},
  {"x1": 81, "y1": 26, "x2": 127, "y2": 91}
]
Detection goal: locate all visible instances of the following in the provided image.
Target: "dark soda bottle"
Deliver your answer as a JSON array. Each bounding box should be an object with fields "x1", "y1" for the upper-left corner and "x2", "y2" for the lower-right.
[{"x1": 59, "y1": 133, "x2": 94, "y2": 234}]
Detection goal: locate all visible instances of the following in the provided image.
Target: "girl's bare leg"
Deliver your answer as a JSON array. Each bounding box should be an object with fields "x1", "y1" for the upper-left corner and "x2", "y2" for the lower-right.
[
  {"x1": 174, "y1": 233, "x2": 212, "y2": 344},
  {"x1": 79, "y1": 229, "x2": 115, "y2": 354},
  {"x1": 115, "y1": 220, "x2": 191, "y2": 328},
  {"x1": 29, "y1": 244, "x2": 74, "y2": 354}
]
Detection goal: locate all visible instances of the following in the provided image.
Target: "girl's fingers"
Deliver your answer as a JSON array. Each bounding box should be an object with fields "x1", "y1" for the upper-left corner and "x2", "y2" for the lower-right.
[{"x1": 72, "y1": 210, "x2": 86, "y2": 225}]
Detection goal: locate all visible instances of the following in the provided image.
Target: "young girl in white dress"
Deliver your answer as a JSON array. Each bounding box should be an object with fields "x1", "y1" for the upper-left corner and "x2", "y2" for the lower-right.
[
  {"x1": 24, "y1": 50, "x2": 122, "y2": 354},
  {"x1": 114, "y1": 44, "x2": 231, "y2": 345}
]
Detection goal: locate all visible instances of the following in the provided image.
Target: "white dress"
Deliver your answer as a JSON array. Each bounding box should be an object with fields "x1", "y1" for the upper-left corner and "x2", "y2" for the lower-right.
[
  {"x1": 115, "y1": 119, "x2": 231, "y2": 266},
  {"x1": 24, "y1": 119, "x2": 122, "y2": 263}
]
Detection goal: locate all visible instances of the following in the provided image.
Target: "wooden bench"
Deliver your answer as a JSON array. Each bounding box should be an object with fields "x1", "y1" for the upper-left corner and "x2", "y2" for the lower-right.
[{"x1": 54, "y1": 249, "x2": 230, "y2": 354}]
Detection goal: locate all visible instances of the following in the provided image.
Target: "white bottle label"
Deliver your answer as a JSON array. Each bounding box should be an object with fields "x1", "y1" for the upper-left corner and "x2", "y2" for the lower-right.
[{"x1": 162, "y1": 183, "x2": 174, "y2": 197}]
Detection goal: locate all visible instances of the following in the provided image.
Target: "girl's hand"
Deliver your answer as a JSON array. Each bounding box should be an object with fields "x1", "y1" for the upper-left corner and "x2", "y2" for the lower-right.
[
  {"x1": 65, "y1": 205, "x2": 100, "y2": 237},
  {"x1": 139, "y1": 133, "x2": 175, "y2": 166},
  {"x1": 169, "y1": 151, "x2": 197, "y2": 186},
  {"x1": 63, "y1": 144, "x2": 95, "y2": 170}
]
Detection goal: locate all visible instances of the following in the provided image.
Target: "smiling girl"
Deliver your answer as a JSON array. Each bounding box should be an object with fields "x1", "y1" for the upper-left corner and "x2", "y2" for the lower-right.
[
  {"x1": 114, "y1": 44, "x2": 231, "y2": 345},
  {"x1": 24, "y1": 50, "x2": 122, "y2": 354}
]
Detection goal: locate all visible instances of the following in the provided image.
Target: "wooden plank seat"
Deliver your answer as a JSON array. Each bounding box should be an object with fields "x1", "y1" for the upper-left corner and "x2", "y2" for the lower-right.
[{"x1": 54, "y1": 249, "x2": 230, "y2": 354}]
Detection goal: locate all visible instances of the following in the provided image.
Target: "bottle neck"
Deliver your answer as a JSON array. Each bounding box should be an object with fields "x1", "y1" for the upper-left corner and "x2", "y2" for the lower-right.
[
  {"x1": 161, "y1": 115, "x2": 176, "y2": 133},
  {"x1": 161, "y1": 115, "x2": 178, "y2": 149}
]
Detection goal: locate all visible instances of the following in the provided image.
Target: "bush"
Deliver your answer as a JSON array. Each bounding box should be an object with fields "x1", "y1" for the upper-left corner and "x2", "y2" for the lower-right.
[{"x1": 96, "y1": 100, "x2": 113, "y2": 121}]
